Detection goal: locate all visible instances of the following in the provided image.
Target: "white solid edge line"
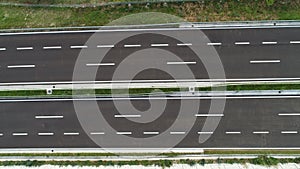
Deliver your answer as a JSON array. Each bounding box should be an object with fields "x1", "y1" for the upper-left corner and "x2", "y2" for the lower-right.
[
  {"x1": 250, "y1": 60, "x2": 280, "y2": 64},
  {"x1": 278, "y1": 113, "x2": 300, "y2": 116},
  {"x1": 16, "y1": 47, "x2": 33, "y2": 50},
  {"x1": 70, "y1": 45, "x2": 88, "y2": 49},
  {"x1": 167, "y1": 61, "x2": 196, "y2": 65},
  {"x1": 4, "y1": 77, "x2": 300, "y2": 85},
  {"x1": 143, "y1": 132, "x2": 159, "y2": 135},
  {"x1": 253, "y1": 131, "x2": 269, "y2": 134},
  {"x1": 170, "y1": 132, "x2": 186, "y2": 135},
  {"x1": 235, "y1": 42, "x2": 250, "y2": 45},
  {"x1": 38, "y1": 132, "x2": 54, "y2": 136},
  {"x1": 86, "y1": 63, "x2": 115, "y2": 66},
  {"x1": 35, "y1": 115, "x2": 63, "y2": 119},
  {"x1": 114, "y1": 115, "x2": 141, "y2": 118},
  {"x1": 225, "y1": 131, "x2": 241, "y2": 134},
  {"x1": 0, "y1": 48, "x2": 6, "y2": 51},
  {"x1": 90, "y1": 132, "x2": 105, "y2": 135},
  {"x1": 207, "y1": 42, "x2": 222, "y2": 46},
  {"x1": 43, "y1": 46, "x2": 62, "y2": 49},
  {"x1": 290, "y1": 41, "x2": 300, "y2": 44},
  {"x1": 97, "y1": 45, "x2": 114, "y2": 48},
  {"x1": 262, "y1": 41, "x2": 277, "y2": 45},
  {"x1": 281, "y1": 131, "x2": 298, "y2": 134},
  {"x1": 2, "y1": 26, "x2": 300, "y2": 36},
  {"x1": 7, "y1": 65, "x2": 35, "y2": 68},
  {"x1": 195, "y1": 114, "x2": 224, "y2": 117},
  {"x1": 177, "y1": 43, "x2": 192, "y2": 46},
  {"x1": 12, "y1": 133, "x2": 28, "y2": 136},
  {"x1": 151, "y1": 43, "x2": 169, "y2": 47},
  {"x1": 116, "y1": 132, "x2": 132, "y2": 135},
  {"x1": 64, "y1": 132, "x2": 80, "y2": 136},
  {"x1": 198, "y1": 132, "x2": 214, "y2": 134},
  {"x1": 124, "y1": 44, "x2": 141, "y2": 48}
]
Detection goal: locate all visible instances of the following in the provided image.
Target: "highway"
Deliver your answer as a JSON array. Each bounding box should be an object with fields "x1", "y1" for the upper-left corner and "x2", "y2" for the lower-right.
[
  {"x1": 0, "y1": 27, "x2": 299, "y2": 84},
  {"x1": 0, "y1": 96, "x2": 300, "y2": 149}
]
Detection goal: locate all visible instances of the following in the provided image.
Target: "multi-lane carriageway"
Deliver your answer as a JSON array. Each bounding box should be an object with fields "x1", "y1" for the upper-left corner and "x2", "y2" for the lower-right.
[
  {"x1": 0, "y1": 96, "x2": 300, "y2": 148},
  {"x1": 0, "y1": 26, "x2": 299, "y2": 150},
  {"x1": 0, "y1": 27, "x2": 299, "y2": 84}
]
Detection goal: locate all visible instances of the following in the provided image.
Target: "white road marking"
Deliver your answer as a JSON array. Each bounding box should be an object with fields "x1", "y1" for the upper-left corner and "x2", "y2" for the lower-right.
[
  {"x1": 43, "y1": 46, "x2": 62, "y2": 50},
  {"x1": 7, "y1": 65, "x2": 35, "y2": 68},
  {"x1": 250, "y1": 60, "x2": 280, "y2": 64},
  {"x1": 0, "y1": 133, "x2": 3, "y2": 136},
  {"x1": 143, "y1": 131, "x2": 159, "y2": 135},
  {"x1": 97, "y1": 45, "x2": 114, "y2": 48},
  {"x1": 114, "y1": 114, "x2": 141, "y2": 118},
  {"x1": 278, "y1": 113, "x2": 300, "y2": 116},
  {"x1": 253, "y1": 131, "x2": 269, "y2": 134},
  {"x1": 13, "y1": 133, "x2": 28, "y2": 136},
  {"x1": 64, "y1": 132, "x2": 80, "y2": 136},
  {"x1": 124, "y1": 44, "x2": 141, "y2": 48},
  {"x1": 16, "y1": 47, "x2": 33, "y2": 50},
  {"x1": 70, "y1": 45, "x2": 88, "y2": 49},
  {"x1": 170, "y1": 131, "x2": 186, "y2": 135},
  {"x1": 207, "y1": 42, "x2": 222, "y2": 46},
  {"x1": 86, "y1": 63, "x2": 115, "y2": 66},
  {"x1": 151, "y1": 43, "x2": 169, "y2": 47},
  {"x1": 262, "y1": 41, "x2": 277, "y2": 45},
  {"x1": 195, "y1": 114, "x2": 224, "y2": 117},
  {"x1": 116, "y1": 132, "x2": 132, "y2": 135},
  {"x1": 198, "y1": 132, "x2": 214, "y2": 135},
  {"x1": 177, "y1": 43, "x2": 192, "y2": 46},
  {"x1": 290, "y1": 41, "x2": 300, "y2": 44},
  {"x1": 90, "y1": 132, "x2": 105, "y2": 135},
  {"x1": 235, "y1": 42, "x2": 250, "y2": 45},
  {"x1": 225, "y1": 131, "x2": 241, "y2": 134},
  {"x1": 38, "y1": 132, "x2": 54, "y2": 136},
  {"x1": 281, "y1": 131, "x2": 298, "y2": 134},
  {"x1": 35, "y1": 115, "x2": 63, "y2": 119},
  {"x1": 0, "y1": 48, "x2": 6, "y2": 51},
  {"x1": 167, "y1": 61, "x2": 196, "y2": 65},
  {"x1": 8, "y1": 95, "x2": 300, "y2": 103}
]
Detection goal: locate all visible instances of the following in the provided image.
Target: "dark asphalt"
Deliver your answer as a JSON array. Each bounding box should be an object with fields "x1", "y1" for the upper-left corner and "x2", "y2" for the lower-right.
[
  {"x1": 0, "y1": 97, "x2": 300, "y2": 148},
  {"x1": 0, "y1": 27, "x2": 299, "y2": 83}
]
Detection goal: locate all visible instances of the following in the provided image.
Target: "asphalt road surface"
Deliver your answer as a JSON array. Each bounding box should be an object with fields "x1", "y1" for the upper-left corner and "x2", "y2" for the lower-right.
[
  {"x1": 0, "y1": 27, "x2": 299, "y2": 84},
  {"x1": 0, "y1": 96, "x2": 300, "y2": 148}
]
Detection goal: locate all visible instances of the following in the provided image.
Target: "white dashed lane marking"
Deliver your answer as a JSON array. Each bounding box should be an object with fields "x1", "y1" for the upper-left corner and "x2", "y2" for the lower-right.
[
  {"x1": 16, "y1": 47, "x2": 33, "y2": 50},
  {"x1": 7, "y1": 65, "x2": 35, "y2": 68},
  {"x1": 43, "y1": 46, "x2": 62, "y2": 50}
]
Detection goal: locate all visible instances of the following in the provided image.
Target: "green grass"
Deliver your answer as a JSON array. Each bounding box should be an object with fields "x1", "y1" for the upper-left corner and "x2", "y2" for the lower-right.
[
  {"x1": 0, "y1": 88, "x2": 184, "y2": 96},
  {"x1": 0, "y1": 156, "x2": 299, "y2": 167},
  {"x1": 0, "y1": 1, "x2": 299, "y2": 29},
  {"x1": 205, "y1": 150, "x2": 300, "y2": 155},
  {"x1": 1, "y1": 83, "x2": 300, "y2": 97}
]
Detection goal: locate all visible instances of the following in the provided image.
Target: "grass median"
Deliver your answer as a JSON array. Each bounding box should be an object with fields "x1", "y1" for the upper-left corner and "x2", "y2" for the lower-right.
[
  {"x1": 0, "y1": 83, "x2": 300, "y2": 97},
  {"x1": 0, "y1": 0, "x2": 299, "y2": 29}
]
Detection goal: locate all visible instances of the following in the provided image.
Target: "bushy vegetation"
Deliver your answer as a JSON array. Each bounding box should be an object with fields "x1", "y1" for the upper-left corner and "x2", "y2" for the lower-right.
[{"x1": 0, "y1": 156, "x2": 299, "y2": 167}]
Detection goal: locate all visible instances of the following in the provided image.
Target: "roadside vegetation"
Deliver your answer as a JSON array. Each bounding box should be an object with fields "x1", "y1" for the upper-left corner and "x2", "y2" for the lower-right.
[
  {"x1": 0, "y1": 0, "x2": 299, "y2": 29},
  {"x1": 0, "y1": 155, "x2": 299, "y2": 167}
]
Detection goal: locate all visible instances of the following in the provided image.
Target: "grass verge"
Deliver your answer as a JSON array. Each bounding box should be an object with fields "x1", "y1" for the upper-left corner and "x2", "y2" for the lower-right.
[
  {"x1": 205, "y1": 150, "x2": 300, "y2": 155},
  {"x1": 0, "y1": 1, "x2": 299, "y2": 29},
  {"x1": 0, "y1": 156, "x2": 298, "y2": 167}
]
